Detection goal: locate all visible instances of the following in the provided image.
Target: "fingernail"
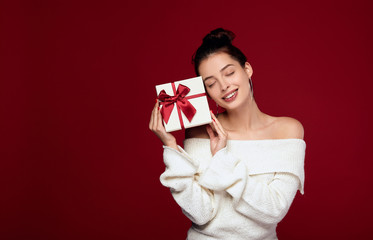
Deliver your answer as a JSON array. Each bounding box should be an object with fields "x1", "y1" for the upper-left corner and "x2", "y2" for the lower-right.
[
  {"x1": 155, "y1": 99, "x2": 158, "y2": 103},
  {"x1": 212, "y1": 118, "x2": 215, "y2": 122}
]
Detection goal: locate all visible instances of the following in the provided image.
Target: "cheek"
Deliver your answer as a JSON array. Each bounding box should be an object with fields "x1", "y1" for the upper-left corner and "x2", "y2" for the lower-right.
[
  {"x1": 206, "y1": 88, "x2": 219, "y2": 101},
  {"x1": 237, "y1": 74, "x2": 250, "y2": 88}
]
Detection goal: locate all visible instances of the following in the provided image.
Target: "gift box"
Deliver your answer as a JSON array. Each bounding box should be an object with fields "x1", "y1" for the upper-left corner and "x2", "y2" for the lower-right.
[{"x1": 156, "y1": 76, "x2": 212, "y2": 132}]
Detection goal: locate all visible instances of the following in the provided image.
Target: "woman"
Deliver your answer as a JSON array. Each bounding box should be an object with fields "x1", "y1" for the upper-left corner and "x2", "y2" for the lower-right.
[{"x1": 149, "y1": 28, "x2": 305, "y2": 240}]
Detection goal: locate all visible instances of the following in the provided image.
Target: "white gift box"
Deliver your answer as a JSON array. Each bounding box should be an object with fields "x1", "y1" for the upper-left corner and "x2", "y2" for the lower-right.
[{"x1": 155, "y1": 76, "x2": 212, "y2": 132}]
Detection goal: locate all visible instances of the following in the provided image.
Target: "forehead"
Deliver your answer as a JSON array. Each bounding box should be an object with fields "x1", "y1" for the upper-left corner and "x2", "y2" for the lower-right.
[{"x1": 198, "y1": 52, "x2": 239, "y2": 75}]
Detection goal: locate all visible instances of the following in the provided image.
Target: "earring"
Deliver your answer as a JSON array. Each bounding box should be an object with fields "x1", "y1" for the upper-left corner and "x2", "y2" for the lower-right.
[
  {"x1": 216, "y1": 102, "x2": 219, "y2": 115},
  {"x1": 249, "y1": 77, "x2": 254, "y2": 100}
]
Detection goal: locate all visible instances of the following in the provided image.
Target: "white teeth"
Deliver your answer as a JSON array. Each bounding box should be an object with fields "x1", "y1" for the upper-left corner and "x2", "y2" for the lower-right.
[{"x1": 224, "y1": 90, "x2": 237, "y2": 99}]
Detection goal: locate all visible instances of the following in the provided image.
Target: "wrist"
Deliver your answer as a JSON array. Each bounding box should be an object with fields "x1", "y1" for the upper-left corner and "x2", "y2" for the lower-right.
[{"x1": 164, "y1": 140, "x2": 178, "y2": 150}]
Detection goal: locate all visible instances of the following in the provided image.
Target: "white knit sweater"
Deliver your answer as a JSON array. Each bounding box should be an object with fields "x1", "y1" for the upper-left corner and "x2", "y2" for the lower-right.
[{"x1": 160, "y1": 138, "x2": 306, "y2": 240}]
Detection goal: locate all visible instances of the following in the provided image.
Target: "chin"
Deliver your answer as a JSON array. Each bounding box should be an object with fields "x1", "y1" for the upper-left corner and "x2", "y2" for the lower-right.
[
  {"x1": 220, "y1": 101, "x2": 240, "y2": 111},
  {"x1": 220, "y1": 97, "x2": 250, "y2": 111}
]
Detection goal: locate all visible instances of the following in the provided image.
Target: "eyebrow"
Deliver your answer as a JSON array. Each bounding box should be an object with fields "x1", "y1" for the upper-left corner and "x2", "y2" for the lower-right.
[{"x1": 203, "y1": 64, "x2": 235, "y2": 81}]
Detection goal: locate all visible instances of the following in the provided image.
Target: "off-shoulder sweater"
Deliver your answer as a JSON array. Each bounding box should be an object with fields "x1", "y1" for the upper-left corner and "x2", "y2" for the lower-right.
[{"x1": 160, "y1": 138, "x2": 306, "y2": 240}]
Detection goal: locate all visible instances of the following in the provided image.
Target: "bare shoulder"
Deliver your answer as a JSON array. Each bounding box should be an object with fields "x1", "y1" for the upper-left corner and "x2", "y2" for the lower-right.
[
  {"x1": 185, "y1": 125, "x2": 210, "y2": 139},
  {"x1": 273, "y1": 116, "x2": 304, "y2": 140}
]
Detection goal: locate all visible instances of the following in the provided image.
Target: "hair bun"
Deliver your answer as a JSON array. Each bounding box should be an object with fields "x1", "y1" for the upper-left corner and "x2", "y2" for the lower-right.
[
  {"x1": 202, "y1": 28, "x2": 236, "y2": 45},
  {"x1": 193, "y1": 28, "x2": 246, "y2": 76}
]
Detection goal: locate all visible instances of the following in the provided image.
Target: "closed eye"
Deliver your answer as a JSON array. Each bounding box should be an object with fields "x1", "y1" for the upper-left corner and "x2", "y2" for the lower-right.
[
  {"x1": 226, "y1": 71, "x2": 235, "y2": 76},
  {"x1": 208, "y1": 81, "x2": 216, "y2": 88}
]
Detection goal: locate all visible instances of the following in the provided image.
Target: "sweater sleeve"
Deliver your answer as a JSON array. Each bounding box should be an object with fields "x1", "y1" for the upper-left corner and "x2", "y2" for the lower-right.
[
  {"x1": 159, "y1": 145, "x2": 217, "y2": 225},
  {"x1": 198, "y1": 147, "x2": 301, "y2": 225}
]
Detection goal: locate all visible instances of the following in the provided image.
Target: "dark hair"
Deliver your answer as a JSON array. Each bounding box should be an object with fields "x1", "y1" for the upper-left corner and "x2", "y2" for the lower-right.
[{"x1": 192, "y1": 28, "x2": 247, "y2": 76}]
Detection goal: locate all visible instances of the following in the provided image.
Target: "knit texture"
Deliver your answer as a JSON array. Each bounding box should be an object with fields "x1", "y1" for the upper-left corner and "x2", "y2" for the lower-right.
[{"x1": 160, "y1": 138, "x2": 306, "y2": 240}]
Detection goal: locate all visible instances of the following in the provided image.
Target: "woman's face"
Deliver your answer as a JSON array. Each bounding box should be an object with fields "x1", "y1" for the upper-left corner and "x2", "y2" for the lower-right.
[{"x1": 198, "y1": 52, "x2": 253, "y2": 111}]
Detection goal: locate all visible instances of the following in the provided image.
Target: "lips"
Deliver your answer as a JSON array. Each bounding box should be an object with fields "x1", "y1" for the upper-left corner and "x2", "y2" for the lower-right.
[{"x1": 222, "y1": 89, "x2": 238, "y2": 102}]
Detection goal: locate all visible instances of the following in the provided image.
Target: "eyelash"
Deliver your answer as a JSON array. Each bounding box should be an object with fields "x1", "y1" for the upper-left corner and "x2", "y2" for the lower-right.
[
  {"x1": 208, "y1": 82, "x2": 215, "y2": 88},
  {"x1": 227, "y1": 71, "x2": 235, "y2": 76},
  {"x1": 207, "y1": 71, "x2": 234, "y2": 87}
]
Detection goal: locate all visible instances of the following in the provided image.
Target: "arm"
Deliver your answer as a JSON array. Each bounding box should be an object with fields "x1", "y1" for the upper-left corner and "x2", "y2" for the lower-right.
[
  {"x1": 199, "y1": 147, "x2": 301, "y2": 225},
  {"x1": 198, "y1": 117, "x2": 305, "y2": 225},
  {"x1": 149, "y1": 101, "x2": 219, "y2": 225},
  {"x1": 229, "y1": 171, "x2": 299, "y2": 225},
  {"x1": 149, "y1": 100, "x2": 179, "y2": 150},
  {"x1": 159, "y1": 145, "x2": 218, "y2": 225}
]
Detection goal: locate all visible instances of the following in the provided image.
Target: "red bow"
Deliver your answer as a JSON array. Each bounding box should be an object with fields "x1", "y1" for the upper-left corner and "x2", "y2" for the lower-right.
[{"x1": 157, "y1": 84, "x2": 197, "y2": 124}]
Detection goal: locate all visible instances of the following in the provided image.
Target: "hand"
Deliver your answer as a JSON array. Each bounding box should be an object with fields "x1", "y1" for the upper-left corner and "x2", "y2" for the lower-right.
[
  {"x1": 206, "y1": 111, "x2": 228, "y2": 156},
  {"x1": 149, "y1": 100, "x2": 178, "y2": 150}
]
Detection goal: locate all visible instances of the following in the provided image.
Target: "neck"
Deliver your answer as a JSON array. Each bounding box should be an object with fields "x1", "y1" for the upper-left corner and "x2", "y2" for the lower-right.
[{"x1": 222, "y1": 99, "x2": 265, "y2": 132}]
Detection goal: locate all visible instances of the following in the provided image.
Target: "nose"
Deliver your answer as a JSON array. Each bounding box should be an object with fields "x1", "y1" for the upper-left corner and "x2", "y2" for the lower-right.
[{"x1": 220, "y1": 79, "x2": 229, "y2": 92}]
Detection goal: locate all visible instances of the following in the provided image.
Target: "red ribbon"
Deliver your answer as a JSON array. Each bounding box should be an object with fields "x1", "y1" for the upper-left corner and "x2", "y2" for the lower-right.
[{"x1": 157, "y1": 83, "x2": 205, "y2": 129}]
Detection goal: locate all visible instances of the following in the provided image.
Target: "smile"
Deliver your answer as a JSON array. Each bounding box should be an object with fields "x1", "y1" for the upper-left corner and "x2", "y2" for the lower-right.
[{"x1": 223, "y1": 89, "x2": 238, "y2": 102}]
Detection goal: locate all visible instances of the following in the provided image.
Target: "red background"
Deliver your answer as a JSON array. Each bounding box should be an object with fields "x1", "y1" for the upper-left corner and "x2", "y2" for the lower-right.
[{"x1": 1, "y1": 0, "x2": 373, "y2": 239}]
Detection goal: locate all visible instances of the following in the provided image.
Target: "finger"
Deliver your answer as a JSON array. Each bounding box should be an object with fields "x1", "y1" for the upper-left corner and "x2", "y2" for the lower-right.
[
  {"x1": 211, "y1": 117, "x2": 225, "y2": 137},
  {"x1": 213, "y1": 120, "x2": 227, "y2": 141},
  {"x1": 209, "y1": 111, "x2": 224, "y2": 134},
  {"x1": 210, "y1": 111, "x2": 226, "y2": 137},
  {"x1": 210, "y1": 111, "x2": 224, "y2": 133},
  {"x1": 154, "y1": 101, "x2": 163, "y2": 131},
  {"x1": 206, "y1": 125, "x2": 216, "y2": 139},
  {"x1": 214, "y1": 120, "x2": 226, "y2": 137},
  {"x1": 209, "y1": 110, "x2": 218, "y2": 131},
  {"x1": 210, "y1": 110, "x2": 217, "y2": 121},
  {"x1": 208, "y1": 120, "x2": 217, "y2": 132},
  {"x1": 157, "y1": 106, "x2": 165, "y2": 132}
]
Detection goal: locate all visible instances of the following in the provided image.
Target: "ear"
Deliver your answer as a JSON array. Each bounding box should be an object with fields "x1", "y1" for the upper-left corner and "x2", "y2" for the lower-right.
[{"x1": 244, "y1": 62, "x2": 253, "y2": 78}]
